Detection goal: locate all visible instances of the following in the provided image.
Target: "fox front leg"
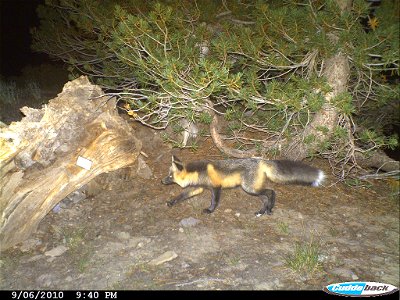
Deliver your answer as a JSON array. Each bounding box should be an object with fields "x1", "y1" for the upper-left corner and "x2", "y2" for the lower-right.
[
  {"x1": 166, "y1": 187, "x2": 204, "y2": 207},
  {"x1": 203, "y1": 187, "x2": 221, "y2": 214}
]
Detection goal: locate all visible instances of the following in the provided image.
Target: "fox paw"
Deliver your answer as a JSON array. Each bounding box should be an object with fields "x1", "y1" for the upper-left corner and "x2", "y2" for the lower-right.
[
  {"x1": 255, "y1": 210, "x2": 272, "y2": 217},
  {"x1": 202, "y1": 208, "x2": 213, "y2": 214}
]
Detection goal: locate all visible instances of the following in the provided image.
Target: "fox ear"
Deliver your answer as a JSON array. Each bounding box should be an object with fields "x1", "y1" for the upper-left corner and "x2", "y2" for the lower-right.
[{"x1": 172, "y1": 155, "x2": 184, "y2": 171}]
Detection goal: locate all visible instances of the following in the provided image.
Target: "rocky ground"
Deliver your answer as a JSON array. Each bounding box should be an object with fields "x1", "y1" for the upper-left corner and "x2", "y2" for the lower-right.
[{"x1": 1, "y1": 123, "x2": 399, "y2": 290}]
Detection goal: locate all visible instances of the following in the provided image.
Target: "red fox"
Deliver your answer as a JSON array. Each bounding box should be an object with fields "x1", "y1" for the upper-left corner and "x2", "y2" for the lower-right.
[{"x1": 162, "y1": 155, "x2": 324, "y2": 216}]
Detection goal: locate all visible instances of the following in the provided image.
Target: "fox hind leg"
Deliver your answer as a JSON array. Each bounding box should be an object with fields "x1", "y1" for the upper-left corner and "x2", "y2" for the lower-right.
[
  {"x1": 255, "y1": 189, "x2": 276, "y2": 217},
  {"x1": 241, "y1": 179, "x2": 276, "y2": 217}
]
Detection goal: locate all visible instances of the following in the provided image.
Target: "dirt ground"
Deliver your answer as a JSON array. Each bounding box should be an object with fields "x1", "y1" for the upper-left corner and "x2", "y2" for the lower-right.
[{"x1": 1, "y1": 122, "x2": 399, "y2": 291}]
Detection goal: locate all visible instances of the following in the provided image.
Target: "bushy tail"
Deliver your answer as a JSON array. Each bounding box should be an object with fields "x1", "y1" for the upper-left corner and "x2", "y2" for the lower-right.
[{"x1": 266, "y1": 160, "x2": 325, "y2": 186}]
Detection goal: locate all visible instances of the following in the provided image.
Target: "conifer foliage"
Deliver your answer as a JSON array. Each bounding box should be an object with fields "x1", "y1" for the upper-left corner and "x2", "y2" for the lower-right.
[{"x1": 32, "y1": 0, "x2": 399, "y2": 177}]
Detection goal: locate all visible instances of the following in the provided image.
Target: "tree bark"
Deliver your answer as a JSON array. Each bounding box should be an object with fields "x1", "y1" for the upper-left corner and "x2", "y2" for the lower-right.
[
  {"x1": 283, "y1": 53, "x2": 349, "y2": 160},
  {"x1": 0, "y1": 76, "x2": 141, "y2": 250}
]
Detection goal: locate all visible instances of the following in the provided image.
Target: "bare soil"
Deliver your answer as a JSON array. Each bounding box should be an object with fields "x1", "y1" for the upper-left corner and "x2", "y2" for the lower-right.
[{"x1": 1, "y1": 123, "x2": 399, "y2": 290}]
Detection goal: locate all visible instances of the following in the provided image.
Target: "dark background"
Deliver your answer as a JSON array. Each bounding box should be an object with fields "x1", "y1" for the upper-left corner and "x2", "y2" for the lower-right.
[{"x1": 0, "y1": 0, "x2": 48, "y2": 78}]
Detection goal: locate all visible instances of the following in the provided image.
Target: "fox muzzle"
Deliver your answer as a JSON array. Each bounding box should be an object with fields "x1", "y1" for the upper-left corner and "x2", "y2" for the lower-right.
[{"x1": 162, "y1": 175, "x2": 174, "y2": 185}]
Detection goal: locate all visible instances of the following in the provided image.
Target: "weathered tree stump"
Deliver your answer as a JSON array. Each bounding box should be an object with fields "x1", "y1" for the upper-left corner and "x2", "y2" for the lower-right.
[{"x1": 0, "y1": 76, "x2": 142, "y2": 250}]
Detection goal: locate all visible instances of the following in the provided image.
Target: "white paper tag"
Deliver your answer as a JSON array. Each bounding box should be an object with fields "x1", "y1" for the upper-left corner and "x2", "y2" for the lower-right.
[{"x1": 76, "y1": 156, "x2": 93, "y2": 170}]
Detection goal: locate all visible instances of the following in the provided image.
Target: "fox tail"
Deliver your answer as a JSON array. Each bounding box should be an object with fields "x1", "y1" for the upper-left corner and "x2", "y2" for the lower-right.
[{"x1": 266, "y1": 160, "x2": 325, "y2": 187}]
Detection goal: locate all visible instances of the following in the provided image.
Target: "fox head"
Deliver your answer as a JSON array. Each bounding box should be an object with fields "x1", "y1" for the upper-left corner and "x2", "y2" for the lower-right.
[
  {"x1": 162, "y1": 155, "x2": 198, "y2": 188},
  {"x1": 162, "y1": 155, "x2": 185, "y2": 186}
]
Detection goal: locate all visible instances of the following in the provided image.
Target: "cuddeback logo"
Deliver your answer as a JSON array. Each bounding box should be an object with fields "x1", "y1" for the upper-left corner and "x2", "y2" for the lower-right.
[{"x1": 324, "y1": 281, "x2": 399, "y2": 297}]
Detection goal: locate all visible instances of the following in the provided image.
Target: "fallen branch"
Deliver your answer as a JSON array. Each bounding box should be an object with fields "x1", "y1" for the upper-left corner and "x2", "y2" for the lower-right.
[{"x1": 209, "y1": 109, "x2": 258, "y2": 158}]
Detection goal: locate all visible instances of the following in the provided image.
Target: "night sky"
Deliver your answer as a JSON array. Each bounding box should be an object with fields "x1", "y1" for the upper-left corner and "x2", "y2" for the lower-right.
[{"x1": 0, "y1": 0, "x2": 49, "y2": 77}]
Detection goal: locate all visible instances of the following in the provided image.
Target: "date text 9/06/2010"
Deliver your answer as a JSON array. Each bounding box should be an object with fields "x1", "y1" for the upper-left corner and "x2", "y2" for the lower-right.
[{"x1": 10, "y1": 291, "x2": 118, "y2": 299}]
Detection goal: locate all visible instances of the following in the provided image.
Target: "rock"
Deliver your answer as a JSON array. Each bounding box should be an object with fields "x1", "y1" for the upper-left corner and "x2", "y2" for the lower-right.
[
  {"x1": 181, "y1": 261, "x2": 190, "y2": 268},
  {"x1": 318, "y1": 254, "x2": 329, "y2": 262},
  {"x1": 46, "y1": 257, "x2": 56, "y2": 263},
  {"x1": 235, "y1": 213, "x2": 240, "y2": 217},
  {"x1": 26, "y1": 254, "x2": 44, "y2": 263},
  {"x1": 19, "y1": 238, "x2": 42, "y2": 252},
  {"x1": 149, "y1": 251, "x2": 178, "y2": 266},
  {"x1": 36, "y1": 274, "x2": 53, "y2": 287},
  {"x1": 44, "y1": 245, "x2": 68, "y2": 257},
  {"x1": 179, "y1": 217, "x2": 201, "y2": 227},
  {"x1": 273, "y1": 278, "x2": 282, "y2": 288},
  {"x1": 128, "y1": 237, "x2": 141, "y2": 248},
  {"x1": 128, "y1": 237, "x2": 151, "y2": 248},
  {"x1": 116, "y1": 231, "x2": 130, "y2": 240},
  {"x1": 105, "y1": 242, "x2": 125, "y2": 252},
  {"x1": 224, "y1": 209, "x2": 232, "y2": 213},
  {"x1": 64, "y1": 186, "x2": 87, "y2": 204},
  {"x1": 352, "y1": 274, "x2": 359, "y2": 280},
  {"x1": 137, "y1": 157, "x2": 153, "y2": 179},
  {"x1": 138, "y1": 238, "x2": 151, "y2": 247},
  {"x1": 254, "y1": 282, "x2": 275, "y2": 290},
  {"x1": 331, "y1": 267, "x2": 357, "y2": 279},
  {"x1": 180, "y1": 119, "x2": 198, "y2": 147}
]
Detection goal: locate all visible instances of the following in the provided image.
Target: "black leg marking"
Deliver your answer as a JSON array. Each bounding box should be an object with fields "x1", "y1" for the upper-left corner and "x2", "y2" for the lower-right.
[
  {"x1": 203, "y1": 187, "x2": 221, "y2": 214},
  {"x1": 166, "y1": 187, "x2": 204, "y2": 207},
  {"x1": 166, "y1": 192, "x2": 188, "y2": 207},
  {"x1": 255, "y1": 189, "x2": 276, "y2": 216}
]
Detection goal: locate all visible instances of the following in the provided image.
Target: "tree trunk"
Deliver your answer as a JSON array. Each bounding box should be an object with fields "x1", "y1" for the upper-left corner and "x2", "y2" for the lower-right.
[
  {"x1": 283, "y1": 53, "x2": 349, "y2": 160},
  {"x1": 0, "y1": 76, "x2": 142, "y2": 250},
  {"x1": 208, "y1": 53, "x2": 349, "y2": 161}
]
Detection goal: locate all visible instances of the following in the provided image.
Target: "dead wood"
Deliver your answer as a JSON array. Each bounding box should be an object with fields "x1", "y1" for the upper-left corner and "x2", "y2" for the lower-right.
[
  {"x1": 209, "y1": 108, "x2": 258, "y2": 158},
  {"x1": 0, "y1": 76, "x2": 141, "y2": 250},
  {"x1": 356, "y1": 151, "x2": 399, "y2": 173}
]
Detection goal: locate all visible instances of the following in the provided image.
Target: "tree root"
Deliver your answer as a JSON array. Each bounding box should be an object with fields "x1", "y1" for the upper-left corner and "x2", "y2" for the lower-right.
[
  {"x1": 356, "y1": 151, "x2": 399, "y2": 173},
  {"x1": 209, "y1": 110, "x2": 258, "y2": 158}
]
